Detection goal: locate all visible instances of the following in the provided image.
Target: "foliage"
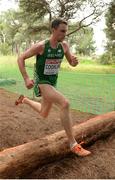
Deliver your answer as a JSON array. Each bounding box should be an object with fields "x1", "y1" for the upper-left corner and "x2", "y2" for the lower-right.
[
  {"x1": 0, "y1": 43, "x2": 11, "y2": 55},
  {"x1": 98, "y1": 52, "x2": 115, "y2": 65},
  {"x1": 103, "y1": 0, "x2": 115, "y2": 64},
  {"x1": 68, "y1": 24, "x2": 95, "y2": 55},
  {"x1": 18, "y1": 0, "x2": 107, "y2": 35}
]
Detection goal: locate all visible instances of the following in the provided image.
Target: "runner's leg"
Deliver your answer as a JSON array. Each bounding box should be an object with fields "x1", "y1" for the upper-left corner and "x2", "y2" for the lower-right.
[
  {"x1": 23, "y1": 97, "x2": 41, "y2": 112},
  {"x1": 22, "y1": 90, "x2": 52, "y2": 118},
  {"x1": 39, "y1": 84, "x2": 77, "y2": 146},
  {"x1": 16, "y1": 84, "x2": 91, "y2": 156}
]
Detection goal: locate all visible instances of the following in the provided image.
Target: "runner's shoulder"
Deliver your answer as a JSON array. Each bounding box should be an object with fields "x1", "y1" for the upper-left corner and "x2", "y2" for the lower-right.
[{"x1": 32, "y1": 40, "x2": 45, "y2": 55}]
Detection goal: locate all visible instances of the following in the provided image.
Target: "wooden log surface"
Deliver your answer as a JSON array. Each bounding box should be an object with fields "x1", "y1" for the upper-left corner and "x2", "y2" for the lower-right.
[{"x1": 0, "y1": 111, "x2": 115, "y2": 178}]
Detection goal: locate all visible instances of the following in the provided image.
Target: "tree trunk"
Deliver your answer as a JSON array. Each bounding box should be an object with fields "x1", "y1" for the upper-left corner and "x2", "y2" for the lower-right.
[
  {"x1": 0, "y1": 111, "x2": 115, "y2": 178},
  {"x1": 15, "y1": 43, "x2": 20, "y2": 56}
]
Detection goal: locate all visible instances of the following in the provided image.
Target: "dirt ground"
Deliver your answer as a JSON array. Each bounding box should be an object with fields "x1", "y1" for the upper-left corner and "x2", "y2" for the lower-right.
[{"x1": 0, "y1": 88, "x2": 115, "y2": 179}]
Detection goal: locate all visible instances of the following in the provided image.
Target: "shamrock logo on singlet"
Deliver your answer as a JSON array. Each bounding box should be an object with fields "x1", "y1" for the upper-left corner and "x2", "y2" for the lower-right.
[
  {"x1": 57, "y1": 49, "x2": 61, "y2": 53},
  {"x1": 48, "y1": 48, "x2": 51, "y2": 53}
]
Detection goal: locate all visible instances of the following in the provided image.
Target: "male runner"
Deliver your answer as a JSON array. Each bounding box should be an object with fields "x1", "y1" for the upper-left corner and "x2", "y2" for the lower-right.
[{"x1": 15, "y1": 19, "x2": 91, "y2": 156}]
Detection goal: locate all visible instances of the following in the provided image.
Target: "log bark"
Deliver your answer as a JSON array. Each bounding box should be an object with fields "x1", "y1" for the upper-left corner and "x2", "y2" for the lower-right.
[{"x1": 0, "y1": 111, "x2": 115, "y2": 178}]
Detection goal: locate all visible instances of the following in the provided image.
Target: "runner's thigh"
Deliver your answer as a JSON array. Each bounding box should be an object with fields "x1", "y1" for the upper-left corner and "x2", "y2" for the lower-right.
[{"x1": 39, "y1": 84, "x2": 69, "y2": 107}]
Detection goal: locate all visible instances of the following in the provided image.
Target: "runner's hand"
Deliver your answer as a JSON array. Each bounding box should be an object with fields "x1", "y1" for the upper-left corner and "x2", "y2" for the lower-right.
[
  {"x1": 24, "y1": 78, "x2": 34, "y2": 89},
  {"x1": 70, "y1": 55, "x2": 79, "y2": 67}
]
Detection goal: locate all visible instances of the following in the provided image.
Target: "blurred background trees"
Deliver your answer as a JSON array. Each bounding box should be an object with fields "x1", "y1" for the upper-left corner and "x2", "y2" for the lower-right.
[{"x1": 0, "y1": 0, "x2": 114, "y2": 65}]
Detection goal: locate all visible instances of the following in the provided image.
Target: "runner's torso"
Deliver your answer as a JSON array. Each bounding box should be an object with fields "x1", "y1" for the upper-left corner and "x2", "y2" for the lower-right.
[{"x1": 36, "y1": 39, "x2": 64, "y2": 86}]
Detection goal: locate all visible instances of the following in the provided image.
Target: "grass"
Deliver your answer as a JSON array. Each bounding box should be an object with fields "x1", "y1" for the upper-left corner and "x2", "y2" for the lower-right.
[
  {"x1": 61, "y1": 56, "x2": 115, "y2": 74},
  {"x1": 58, "y1": 71, "x2": 115, "y2": 114},
  {"x1": 0, "y1": 55, "x2": 115, "y2": 114}
]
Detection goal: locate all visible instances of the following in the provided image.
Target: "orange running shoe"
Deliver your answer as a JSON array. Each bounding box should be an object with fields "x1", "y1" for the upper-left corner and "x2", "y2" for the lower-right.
[
  {"x1": 71, "y1": 143, "x2": 91, "y2": 157},
  {"x1": 15, "y1": 95, "x2": 25, "y2": 105}
]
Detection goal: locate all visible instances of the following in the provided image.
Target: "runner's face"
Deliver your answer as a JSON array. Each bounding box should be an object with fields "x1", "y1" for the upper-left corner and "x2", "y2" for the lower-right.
[{"x1": 53, "y1": 23, "x2": 68, "y2": 42}]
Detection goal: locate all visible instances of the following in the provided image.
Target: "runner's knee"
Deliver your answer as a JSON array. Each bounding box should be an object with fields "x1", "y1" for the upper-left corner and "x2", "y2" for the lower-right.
[
  {"x1": 61, "y1": 99, "x2": 70, "y2": 109},
  {"x1": 40, "y1": 111, "x2": 49, "y2": 118},
  {"x1": 39, "y1": 106, "x2": 51, "y2": 118}
]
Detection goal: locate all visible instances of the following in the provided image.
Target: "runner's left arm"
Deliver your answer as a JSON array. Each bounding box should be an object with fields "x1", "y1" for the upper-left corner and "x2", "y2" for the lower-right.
[{"x1": 63, "y1": 42, "x2": 79, "y2": 67}]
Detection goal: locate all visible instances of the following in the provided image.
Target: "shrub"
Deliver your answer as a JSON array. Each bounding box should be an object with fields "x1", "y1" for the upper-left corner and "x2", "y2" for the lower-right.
[
  {"x1": 0, "y1": 43, "x2": 11, "y2": 55},
  {"x1": 98, "y1": 52, "x2": 115, "y2": 65}
]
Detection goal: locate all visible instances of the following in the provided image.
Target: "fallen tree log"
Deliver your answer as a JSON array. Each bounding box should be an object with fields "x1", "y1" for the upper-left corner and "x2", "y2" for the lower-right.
[{"x1": 0, "y1": 111, "x2": 115, "y2": 178}]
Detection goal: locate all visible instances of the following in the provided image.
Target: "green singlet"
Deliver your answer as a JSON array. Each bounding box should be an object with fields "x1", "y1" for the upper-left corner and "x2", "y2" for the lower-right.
[{"x1": 34, "y1": 39, "x2": 64, "y2": 96}]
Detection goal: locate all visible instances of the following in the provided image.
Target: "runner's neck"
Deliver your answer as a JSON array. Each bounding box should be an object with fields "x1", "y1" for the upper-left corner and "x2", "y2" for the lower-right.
[{"x1": 49, "y1": 36, "x2": 60, "y2": 49}]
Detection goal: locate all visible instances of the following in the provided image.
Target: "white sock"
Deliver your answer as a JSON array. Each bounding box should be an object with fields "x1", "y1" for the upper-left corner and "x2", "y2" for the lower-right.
[{"x1": 70, "y1": 141, "x2": 78, "y2": 149}]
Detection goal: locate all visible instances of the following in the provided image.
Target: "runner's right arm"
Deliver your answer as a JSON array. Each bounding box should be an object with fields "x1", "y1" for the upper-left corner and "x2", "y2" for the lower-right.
[{"x1": 17, "y1": 42, "x2": 44, "y2": 89}]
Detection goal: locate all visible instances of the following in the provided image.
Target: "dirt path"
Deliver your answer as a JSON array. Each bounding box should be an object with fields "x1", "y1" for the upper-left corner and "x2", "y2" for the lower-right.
[
  {"x1": 0, "y1": 88, "x2": 114, "y2": 179},
  {"x1": 25, "y1": 133, "x2": 115, "y2": 179}
]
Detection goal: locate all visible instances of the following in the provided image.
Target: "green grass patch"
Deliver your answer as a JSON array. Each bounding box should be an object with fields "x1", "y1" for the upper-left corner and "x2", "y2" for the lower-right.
[
  {"x1": 58, "y1": 70, "x2": 115, "y2": 114},
  {"x1": 0, "y1": 55, "x2": 115, "y2": 114},
  {"x1": 61, "y1": 57, "x2": 115, "y2": 74}
]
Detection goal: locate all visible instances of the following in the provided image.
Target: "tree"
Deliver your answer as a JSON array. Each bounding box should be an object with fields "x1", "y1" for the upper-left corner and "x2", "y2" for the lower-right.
[
  {"x1": 18, "y1": 0, "x2": 107, "y2": 36},
  {"x1": 0, "y1": 10, "x2": 22, "y2": 54},
  {"x1": 0, "y1": 9, "x2": 50, "y2": 55},
  {"x1": 0, "y1": 0, "x2": 108, "y2": 55},
  {"x1": 68, "y1": 24, "x2": 95, "y2": 55},
  {"x1": 102, "y1": 0, "x2": 115, "y2": 64},
  {"x1": 0, "y1": 15, "x2": 11, "y2": 55},
  {"x1": 101, "y1": 0, "x2": 115, "y2": 65},
  {"x1": 105, "y1": 0, "x2": 115, "y2": 43},
  {"x1": 0, "y1": 9, "x2": 40, "y2": 55},
  {"x1": 0, "y1": 15, "x2": 7, "y2": 44}
]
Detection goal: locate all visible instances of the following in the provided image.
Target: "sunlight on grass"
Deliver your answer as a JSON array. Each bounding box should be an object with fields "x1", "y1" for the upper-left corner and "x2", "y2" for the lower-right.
[
  {"x1": 0, "y1": 55, "x2": 115, "y2": 114},
  {"x1": 61, "y1": 59, "x2": 115, "y2": 74},
  {"x1": 0, "y1": 55, "x2": 114, "y2": 74}
]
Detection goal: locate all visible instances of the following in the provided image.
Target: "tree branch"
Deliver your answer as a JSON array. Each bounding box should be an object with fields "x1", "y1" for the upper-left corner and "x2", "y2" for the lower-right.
[{"x1": 67, "y1": 4, "x2": 103, "y2": 36}]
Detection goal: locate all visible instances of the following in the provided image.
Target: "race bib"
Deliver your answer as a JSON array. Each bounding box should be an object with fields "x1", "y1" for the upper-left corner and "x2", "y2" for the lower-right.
[{"x1": 44, "y1": 59, "x2": 61, "y2": 75}]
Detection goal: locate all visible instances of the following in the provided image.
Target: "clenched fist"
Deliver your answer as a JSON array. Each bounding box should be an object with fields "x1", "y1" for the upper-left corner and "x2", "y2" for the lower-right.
[
  {"x1": 24, "y1": 78, "x2": 34, "y2": 89},
  {"x1": 70, "y1": 55, "x2": 79, "y2": 67}
]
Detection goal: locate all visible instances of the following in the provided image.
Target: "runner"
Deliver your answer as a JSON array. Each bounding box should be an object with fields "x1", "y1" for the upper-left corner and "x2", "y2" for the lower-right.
[{"x1": 15, "y1": 18, "x2": 91, "y2": 156}]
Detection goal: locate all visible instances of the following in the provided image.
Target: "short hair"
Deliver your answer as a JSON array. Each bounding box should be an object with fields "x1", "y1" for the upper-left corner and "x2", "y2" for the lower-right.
[{"x1": 51, "y1": 18, "x2": 68, "y2": 29}]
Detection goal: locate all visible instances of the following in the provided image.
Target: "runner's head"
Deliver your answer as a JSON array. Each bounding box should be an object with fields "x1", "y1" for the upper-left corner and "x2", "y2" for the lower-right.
[{"x1": 51, "y1": 19, "x2": 68, "y2": 42}]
